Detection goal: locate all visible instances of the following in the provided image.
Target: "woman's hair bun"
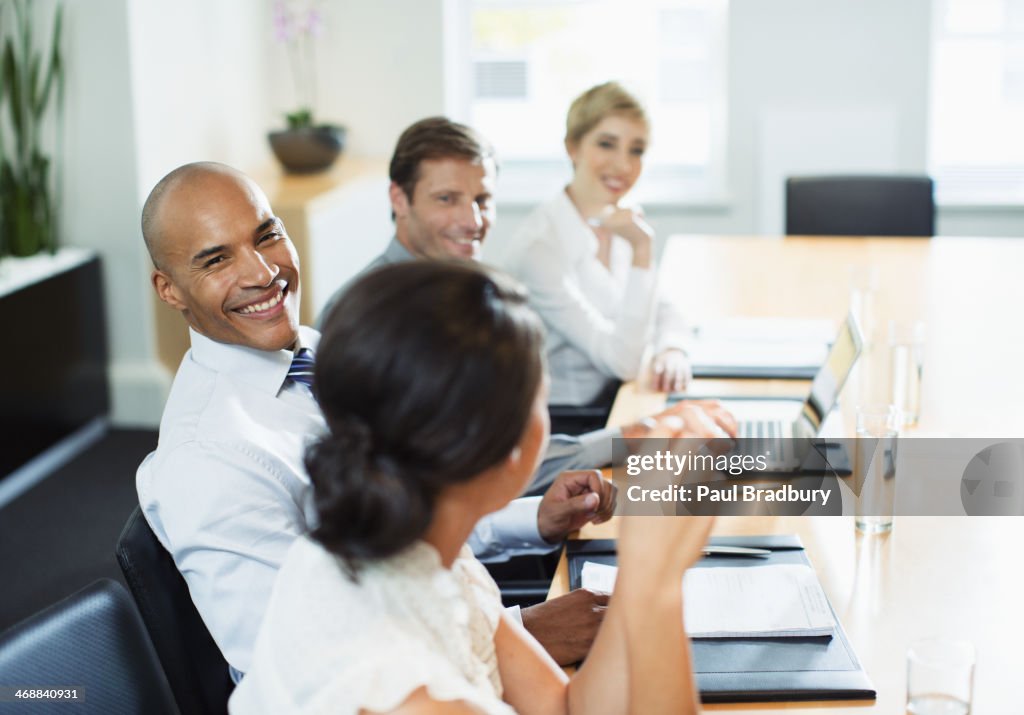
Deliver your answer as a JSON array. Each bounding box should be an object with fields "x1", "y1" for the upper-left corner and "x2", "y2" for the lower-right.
[{"x1": 307, "y1": 261, "x2": 545, "y2": 575}]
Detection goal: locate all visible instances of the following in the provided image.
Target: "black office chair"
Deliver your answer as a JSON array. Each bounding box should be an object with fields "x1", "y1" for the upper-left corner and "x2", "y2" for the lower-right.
[
  {"x1": 115, "y1": 507, "x2": 234, "y2": 715},
  {"x1": 785, "y1": 175, "x2": 935, "y2": 237},
  {"x1": 0, "y1": 579, "x2": 179, "y2": 715},
  {"x1": 547, "y1": 378, "x2": 622, "y2": 437}
]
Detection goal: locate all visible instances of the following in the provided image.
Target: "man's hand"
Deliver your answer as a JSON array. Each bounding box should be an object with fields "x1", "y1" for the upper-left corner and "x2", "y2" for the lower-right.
[
  {"x1": 520, "y1": 589, "x2": 609, "y2": 665},
  {"x1": 622, "y1": 400, "x2": 738, "y2": 440},
  {"x1": 537, "y1": 470, "x2": 617, "y2": 544},
  {"x1": 649, "y1": 347, "x2": 692, "y2": 393},
  {"x1": 674, "y1": 399, "x2": 738, "y2": 438}
]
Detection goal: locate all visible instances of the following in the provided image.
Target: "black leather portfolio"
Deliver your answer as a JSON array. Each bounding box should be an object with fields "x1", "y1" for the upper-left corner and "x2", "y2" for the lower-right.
[
  {"x1": 691, "y1": 364, "x2": 818, "y2": 379},
  {"x1": 566, "y1": 535, "x2": 876, "y2": 703}
]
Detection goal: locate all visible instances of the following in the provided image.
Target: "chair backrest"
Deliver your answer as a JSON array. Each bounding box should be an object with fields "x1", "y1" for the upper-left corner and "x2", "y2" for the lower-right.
[
  {"x1": 785, "y1": 175, "x2": 935, "y2": 237},
  {"x1": 0, "y1": 579, "x2": 180, "y2": 715},
  {"x1": 115, "y1": 507, "x2": 233, "y2": 715}
]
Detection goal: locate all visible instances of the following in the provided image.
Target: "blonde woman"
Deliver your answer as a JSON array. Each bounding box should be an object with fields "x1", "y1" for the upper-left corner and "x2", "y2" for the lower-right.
[{"x1": 489, "y1": 82, "x2": 691, "y2": 428}]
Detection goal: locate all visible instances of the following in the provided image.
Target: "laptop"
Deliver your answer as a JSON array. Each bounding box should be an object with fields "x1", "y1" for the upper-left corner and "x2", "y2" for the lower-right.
[{"x1": 673, "y1": 312, "x2": 863, "y2": 470}]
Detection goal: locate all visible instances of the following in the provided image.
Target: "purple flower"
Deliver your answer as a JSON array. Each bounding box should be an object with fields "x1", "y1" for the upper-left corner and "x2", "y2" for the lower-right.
[
  {"x1": 273, "y1": 0, "x2": 293, "y2": 42},
  {"x1": 272, "y1": 0, "x2": 326, "y2": 119},
  {"x1": 304, "y1": 8, "x2": 323, "y2": 37}
]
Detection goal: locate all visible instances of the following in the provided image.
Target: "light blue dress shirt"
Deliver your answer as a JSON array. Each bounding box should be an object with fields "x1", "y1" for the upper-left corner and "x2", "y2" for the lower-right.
[{"x1": 137, "y1": 326, "x2": 595, "y2": 674}]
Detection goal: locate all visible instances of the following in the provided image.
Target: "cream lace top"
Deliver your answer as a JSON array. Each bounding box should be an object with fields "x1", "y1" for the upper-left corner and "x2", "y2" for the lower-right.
[{"x1": 228, "y1": 536, "x2": 514, "y2": 715}]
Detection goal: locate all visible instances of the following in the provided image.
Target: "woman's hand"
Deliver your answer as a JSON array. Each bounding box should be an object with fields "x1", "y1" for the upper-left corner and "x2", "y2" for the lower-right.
[
  {"x1": 648, "y1": 347, "x2": 692, "y2": 393},
  {"x1": 617, "y1": 514, "x2": 715, "y2": 588},
  {"x1": 594, "y1": 206, "x2": 653, "y2": 268}
]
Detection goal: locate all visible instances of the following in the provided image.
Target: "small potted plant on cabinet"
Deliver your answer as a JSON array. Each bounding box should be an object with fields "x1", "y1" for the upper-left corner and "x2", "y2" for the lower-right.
[{"x1": 267, "y1": 0, "x2": 346, "y2": 174}]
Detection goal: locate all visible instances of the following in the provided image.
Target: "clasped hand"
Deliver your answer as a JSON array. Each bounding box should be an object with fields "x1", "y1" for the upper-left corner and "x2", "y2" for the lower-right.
[{"x1": 537, "y1": 470, "x2": 617, "y2": 544}]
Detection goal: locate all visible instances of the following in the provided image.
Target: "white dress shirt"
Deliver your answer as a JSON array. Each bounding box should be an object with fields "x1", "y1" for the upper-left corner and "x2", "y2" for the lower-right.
[
  {"x1": 229, "y1": 538, "x2": 515, "y2": 715},
  {"x1": 137, "y1": 327, "x2": 559, "y2": 674},
  {"x1": 487, "y1": 190, "x2": 688, "y2": 405}
]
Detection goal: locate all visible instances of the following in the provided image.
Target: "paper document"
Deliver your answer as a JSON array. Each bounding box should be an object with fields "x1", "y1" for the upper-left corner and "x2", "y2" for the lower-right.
[
  {"x1": 689, "y1": 342, "x2": 828, "y2": 369},
  {"x1": 581, "y1": 562, "x2": 835, "y2": 638},
  {"x1": 688, "y1": 317, "x2": 833, "y2": 371},
  {"x1": 693, "y1": 318, "x2": 836, "y2": 344},
  {"x1": 581, "y1": 561, "x2": 618, "y2": 593}
]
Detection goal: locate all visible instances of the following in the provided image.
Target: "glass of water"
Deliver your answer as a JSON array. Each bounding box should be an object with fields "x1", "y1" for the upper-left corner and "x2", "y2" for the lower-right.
[
  {"x1": 906, "y1": 638, "x2": 974, "y2": 714},
  {"x1": 854, "y1": 404, "x2": 900, "y2": 533},
  {"x1": 889, "y1": 320, "x2": 925, "y2": 427}
]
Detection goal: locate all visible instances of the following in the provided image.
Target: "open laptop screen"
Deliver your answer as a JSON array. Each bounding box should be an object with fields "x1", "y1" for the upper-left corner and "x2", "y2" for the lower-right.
[{"x1": 801, "y1": 313, "x2": 864, "y2": 432}]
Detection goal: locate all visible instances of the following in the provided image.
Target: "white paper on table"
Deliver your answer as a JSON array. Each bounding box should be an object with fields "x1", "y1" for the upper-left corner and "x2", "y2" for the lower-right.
[
  {"x1": 687, "y1": 341, "x2": 829, "y2": 369},
  {"x1": 580, "y1": 561, "x2": 835, "y2": 639},
  {"x1": 688, "y1": 317, "x2": 833, "y2": 370},
  {"x1": 580, "y1": 561, "x2": 618, "y2": 594},
  {"x1": 693, "y1": 318, "x2": 836, "y2": 343}
]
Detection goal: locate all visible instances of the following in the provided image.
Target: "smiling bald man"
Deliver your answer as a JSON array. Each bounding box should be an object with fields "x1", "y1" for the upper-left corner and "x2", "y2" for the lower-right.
[{"x1": 136, "y1": 162, "x2": 627, "y2": 679}]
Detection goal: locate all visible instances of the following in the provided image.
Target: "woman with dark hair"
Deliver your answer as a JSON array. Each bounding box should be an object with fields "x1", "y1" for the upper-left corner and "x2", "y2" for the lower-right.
[{"x1": 229, "y1": 261, "x2": 711, "y2": 715}]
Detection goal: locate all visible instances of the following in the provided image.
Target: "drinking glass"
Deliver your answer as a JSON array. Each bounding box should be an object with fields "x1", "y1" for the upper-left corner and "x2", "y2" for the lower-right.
[
  {"x1": 854, "y1": 404, "x2": 900, "y2": 533},
  {"x1": 889, "y1": 320, "x2": 925, "y2": 427},
  {"x1": 906, "y1": 638, "x2": 974, "y2": 714}
]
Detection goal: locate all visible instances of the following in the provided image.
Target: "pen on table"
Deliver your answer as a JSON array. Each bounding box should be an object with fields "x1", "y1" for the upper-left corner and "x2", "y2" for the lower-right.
[{"x1": 701, "y1": 545, "x2": 771, "y2": 558}]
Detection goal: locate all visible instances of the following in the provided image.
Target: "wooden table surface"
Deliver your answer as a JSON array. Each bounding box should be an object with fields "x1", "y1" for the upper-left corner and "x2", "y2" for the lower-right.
[{"x1": 548, "y1": 235, "x2": 1024, "y2": 713}]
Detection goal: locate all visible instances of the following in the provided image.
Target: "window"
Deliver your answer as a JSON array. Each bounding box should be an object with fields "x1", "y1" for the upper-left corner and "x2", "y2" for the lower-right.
[
  {"x1": 930, "y1": 0, "x2": 1024, "y2": 204},
  {"x1": 445, "y1": 0, "x2": 729, "y2": 204}
]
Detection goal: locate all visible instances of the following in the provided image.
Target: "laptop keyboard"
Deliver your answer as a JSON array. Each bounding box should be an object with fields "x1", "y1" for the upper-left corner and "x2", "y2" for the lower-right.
[
  {"x1": 736, "y1": 420, "x2": 793, "y2": 465},
  {"x1": 739, "y1": 419, "x2": 786, "y2": 439}
]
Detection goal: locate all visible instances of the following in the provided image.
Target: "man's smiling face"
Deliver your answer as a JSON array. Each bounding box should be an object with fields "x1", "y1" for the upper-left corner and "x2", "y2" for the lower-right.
[
  {"x1": 151, "y1": 169, "x2": 301, "y2": 352},
  {"x1": 391, "y1": 156, "x2": 497, "y2": 261}
]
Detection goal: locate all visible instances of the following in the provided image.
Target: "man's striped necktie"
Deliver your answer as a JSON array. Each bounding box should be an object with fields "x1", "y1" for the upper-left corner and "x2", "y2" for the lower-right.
[{"x1": 287, "y1": 348, "x2": 315, "y2": 389}]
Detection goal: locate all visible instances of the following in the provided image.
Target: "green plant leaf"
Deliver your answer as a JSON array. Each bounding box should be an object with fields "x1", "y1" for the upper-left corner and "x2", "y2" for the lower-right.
[
  {"x1": 2, "y1": 38, "x2": 24, "y2": 157},
  {"x1": 0, "y1": 1, "x2": 5, "y2": 107},
  {"x1": 0, "y1": 1, "x2": 64, "y2": 256},
  {"x1": 286, "y1": 107, "x2": 314, "y2": 129},
  {"x1": 28, "y1": 51, "x2": 39, "y2": 117},
  {"x1": 36, "y1": 3, "x2": 61, "y2": 119}
]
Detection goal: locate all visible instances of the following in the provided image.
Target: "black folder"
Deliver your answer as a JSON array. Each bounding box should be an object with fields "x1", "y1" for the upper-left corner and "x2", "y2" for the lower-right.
[
  {"x1": 692, "y1": 364, "x2": 818, "y2": 379},
  {"x1": 566, "y1": 535, "x2": 876, "y2": 703}
]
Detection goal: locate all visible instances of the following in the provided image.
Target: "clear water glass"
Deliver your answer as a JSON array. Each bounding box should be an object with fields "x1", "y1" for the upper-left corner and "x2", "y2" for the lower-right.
[
  {"x1": 889, "y1": 320, "x2": 925, "y2": 427},
  {"x1": 854, "y1": 404, "x2": 900, "y2": 533},
  {"x1": 906, "y1": 638, "x2": 974, "y2": 714}
]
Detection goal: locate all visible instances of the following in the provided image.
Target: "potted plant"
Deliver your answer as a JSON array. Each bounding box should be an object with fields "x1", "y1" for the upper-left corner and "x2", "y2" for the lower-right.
[
  {"x1": 0, "y1": 0, "x2": 64, "y2": 259},
  {"x1": 268, "y1": 0, "x2": 345, "y2": 174}
]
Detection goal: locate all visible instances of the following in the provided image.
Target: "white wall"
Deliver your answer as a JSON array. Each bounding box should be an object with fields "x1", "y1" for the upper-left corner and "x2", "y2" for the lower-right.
[
  {"x1": 61, "y1": 0, "x2": 167, "y2": 426},
  {"x1": 128, "y1": 0, "x2": 276, "y2": 201},
  {"x1": 314, "y1": 0, "x2": 447, "y2": 158}
]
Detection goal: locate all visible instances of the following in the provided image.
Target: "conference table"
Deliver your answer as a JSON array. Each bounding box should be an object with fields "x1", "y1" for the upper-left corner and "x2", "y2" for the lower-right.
[{"x1": 547, "y1": 235, "x2": 1024, "y2": 713}]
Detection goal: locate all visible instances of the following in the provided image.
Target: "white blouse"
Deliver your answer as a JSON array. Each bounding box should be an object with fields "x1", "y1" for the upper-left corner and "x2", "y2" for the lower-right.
[
  {"x1": 487, "y1": 190, "x2": 686, "y2": 406},
  {"x1": 228, "y1": 537, "x2": 515, "y2": 715}
]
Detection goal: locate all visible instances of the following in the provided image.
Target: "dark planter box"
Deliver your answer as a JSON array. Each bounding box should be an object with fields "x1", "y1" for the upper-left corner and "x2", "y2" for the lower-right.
[{"x1": 0, "y1": 253, "x2": 109, "y2": 477}]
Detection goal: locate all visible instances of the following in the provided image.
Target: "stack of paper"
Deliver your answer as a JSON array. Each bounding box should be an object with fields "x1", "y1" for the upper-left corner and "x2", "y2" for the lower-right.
[{"x1": 581, "y1": 561, "x2": 835, "y2": 638}]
